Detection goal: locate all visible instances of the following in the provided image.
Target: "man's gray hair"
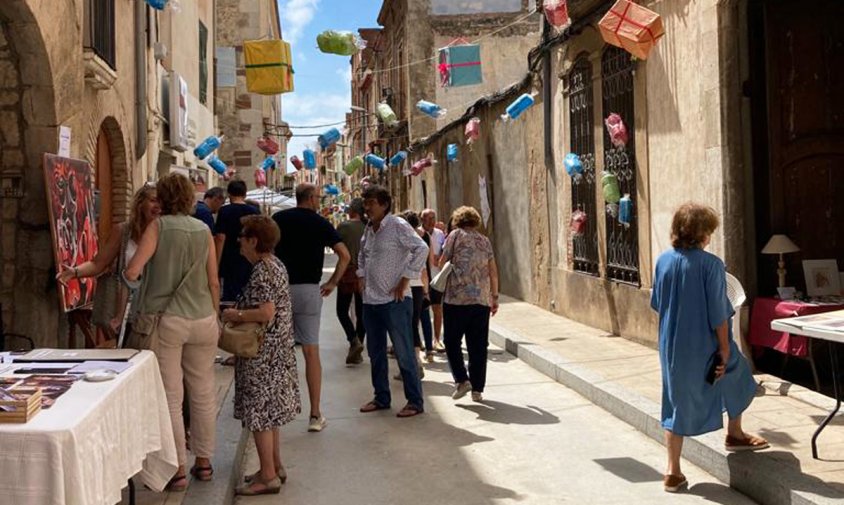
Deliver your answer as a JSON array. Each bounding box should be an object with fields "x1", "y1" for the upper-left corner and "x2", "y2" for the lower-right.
[{"x1": 421, "y1": 208, "x2": 436, "y2": 219}]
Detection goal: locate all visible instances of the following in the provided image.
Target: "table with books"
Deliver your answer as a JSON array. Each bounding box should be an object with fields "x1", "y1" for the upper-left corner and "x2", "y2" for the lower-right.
[
  {"x1": 771, "y1": 310, "x2": 844, "y2": 460},
  {"x1": 0, "y1": 349, "x2": 177, "y2": 505}
]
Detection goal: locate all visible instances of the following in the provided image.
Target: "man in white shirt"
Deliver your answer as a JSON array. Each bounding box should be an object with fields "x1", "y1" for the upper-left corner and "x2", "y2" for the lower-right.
[{"x1": 421, "y1": 209, "x2": 446, "y2": 351}]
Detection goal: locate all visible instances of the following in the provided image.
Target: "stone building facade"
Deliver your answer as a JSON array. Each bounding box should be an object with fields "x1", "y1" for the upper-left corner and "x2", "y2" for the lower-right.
[
  {"x1": 215, "y1": 0, "x2": 284, "y2": 191},
  {"x1": 0, "y1": 0, "x2": 216, "y2": 347},
  {"x1": 403, "y1": 0, "x2": 844, "y2": 349},
  {"x1": 348, "y1": 0, "x2": 541, "y2": 211}
]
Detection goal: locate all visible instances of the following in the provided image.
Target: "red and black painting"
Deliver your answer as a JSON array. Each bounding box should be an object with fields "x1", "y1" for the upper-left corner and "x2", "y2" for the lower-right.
[{"x1": 44, "y1": 154, "x2": 99, "y2": 312}]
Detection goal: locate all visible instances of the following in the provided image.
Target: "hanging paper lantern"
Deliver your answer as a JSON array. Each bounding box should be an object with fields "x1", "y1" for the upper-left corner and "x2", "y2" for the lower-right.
[
  {"x1": 438, "y1": 44, "x2": 482, "y2": 88},
  {"x1": 290, "y1": 155, "x2": 304, "y2": 171},
  {"x1": 145, "y1": 0, "x2": 181, "y2": 11},
  {"x1": 318, "y1": 128, "x2": 342, "y2": 150},
  {"x1": 194, "y1": 134, "x2": 223, "y2": 160},
  {"x1": 605, "y1": 113, "x2": 629, "y2": 148},
  {"x1": 344, "y1": 155, "x2": 364, "y2": 176},
  {"x1": 543, "y1": 0, "x2": 571, "y2": 30},
  {"x1": 244, "y1": 40, "x2": 294, "y2": 95},
  {"x1": 364, "y1": 153, "x2": 386, "y2": 171},
  {"x1": 618, "y1": 194, "x2": 633, "y2": 227},
  {"x1": 465, "y1": 117, "x2": 481, "y2": 145},
  {"x1": 564, "y1": 153, "x2": 583, "y2": 182},
  {"x1": 502, "y1": 93, "x2": 535, "y2": 122},
  {"x1": 377, "y1": 103, "x2": 399, "y2": 128},
  {"x1": 411, "y1": 157, "x2": 435, "y2": 176},
  {"x1": 222, "y1": 167, "x2": 237, "y2": 181},
  {"x1": 260, "y1": 157, "x2": 276, "y2": 171},
  {"x1": 257, "y1": 136, "x2": 279, "y2": 155},
  {"x1": 207, "y1": 155, "x2": 227, "y2": 175},
  {"x1": 254, "y1": 169, "x2": 267, "y2": 188},
  {"x1": 389, "y1": 151, "x2": 407, "y2": 167},
  {"x1": 303, "y1": 149, "x2": 317, "y2": 170},
  {"x1": 447, "y1": 144, "x2": 459, "y2": 162},
  {"x1": 598, "y1": 0, "x2": 665, "y2": 60},
  {"x1": 570, "y1": 210, "x2": 587, "y2": 236},
  {"x1": 416, "y1": 100, "x2": 447, "y2": 119},
  {"x1": 316, "y1": 30, "x2": 364, "y2": 56},
  {"x1": 325, "y1": 184, "x2": 340, "y2": 196},
  {"x1": 602, "y1": 172, "x2": 621, "y2": 204}
]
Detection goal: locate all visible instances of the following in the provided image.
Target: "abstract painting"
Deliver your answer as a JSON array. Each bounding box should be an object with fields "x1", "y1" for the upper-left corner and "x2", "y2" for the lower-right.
[{"x1": 44, "y1": 154, "x2": 99, "y2": 312}]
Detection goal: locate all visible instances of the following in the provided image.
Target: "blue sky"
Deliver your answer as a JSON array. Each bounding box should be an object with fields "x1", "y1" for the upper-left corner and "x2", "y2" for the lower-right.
[{"x1": 279, "y1": 0, "x2": 382, "y2": 172}]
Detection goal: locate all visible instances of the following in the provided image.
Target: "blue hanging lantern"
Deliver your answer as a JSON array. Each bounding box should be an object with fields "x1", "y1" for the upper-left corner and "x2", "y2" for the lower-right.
[
  {"x1": 389, "y1": 151, "x2": 407, "y2": 167},
  {"x1": 325, "y1": 184, "x2": 340, "y2": 196},
  {"x1": 365, "y1": 153, "x2": 386, "y2": 171},
  {"x1": 194, "y1": 134, "x2": 223, "y2": 160},
  {"x1": 318, "y1": 128, "x2": 341, "y2": 150},
  {"x1": 564, "y1": 153, "x2": 583, "y2": 182},
  {"x1": 145, "y1": 0, "x2": 168, "y2": 10},
  {"x1": 260, "y1": 157, "x2": 276, "y2": 171},
  {"x1": 618, "y1": 195, "x2": 633, "y2": 228},
  {"x1": 416, "y1": 100, "x2": 447, "y2": 119},
  {"x1": 501, "y1": 93, "x2": 535, "y2": 122},
  {"x1": 303, "y1": 149, "x2": 317, "y2": 170},
  {"x1": 207, "y1": 155, "x2": 227, "y2": 175},
  {"x1": 447, "y1": 144, "x2": 458, "y2": 162}
]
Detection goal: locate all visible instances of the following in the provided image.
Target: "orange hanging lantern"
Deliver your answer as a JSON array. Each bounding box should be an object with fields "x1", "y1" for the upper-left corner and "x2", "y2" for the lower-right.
[{"x1": 598, "y1": 0, "x2": 665, "y2": 60}]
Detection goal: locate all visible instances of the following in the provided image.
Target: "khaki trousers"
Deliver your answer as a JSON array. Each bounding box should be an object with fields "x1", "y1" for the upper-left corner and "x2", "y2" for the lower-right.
[{"x1": 156, "y1": 313, "x2": 219, "y2": 466}]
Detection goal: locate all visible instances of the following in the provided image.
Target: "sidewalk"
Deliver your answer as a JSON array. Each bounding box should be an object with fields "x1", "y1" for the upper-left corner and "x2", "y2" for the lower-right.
[{"x1": 488, "y1": 296, "x2": 844, "y2": 505}]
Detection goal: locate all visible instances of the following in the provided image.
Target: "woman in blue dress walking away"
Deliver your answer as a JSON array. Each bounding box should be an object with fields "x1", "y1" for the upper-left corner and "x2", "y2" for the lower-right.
[{"x1": 651, "y1": 203, "x2": 768, "y2": 493}]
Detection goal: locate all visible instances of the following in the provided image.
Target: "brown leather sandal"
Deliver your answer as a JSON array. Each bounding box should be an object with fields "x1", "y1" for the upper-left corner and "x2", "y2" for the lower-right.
[
  {"x1": 725, "y1": 434, "x2": 769, "y2": 452},
  {"x1": 663, "y1": 473, "x2": 687, "y2": 493},
  {"x1": 360, "y1": 401, "x2": 390, "y2": 413}
]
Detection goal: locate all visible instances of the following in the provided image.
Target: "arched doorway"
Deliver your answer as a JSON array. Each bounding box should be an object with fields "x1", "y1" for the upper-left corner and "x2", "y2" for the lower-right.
[{"x1": 96, "y1": 127, "x2": 114, "y2": 241}]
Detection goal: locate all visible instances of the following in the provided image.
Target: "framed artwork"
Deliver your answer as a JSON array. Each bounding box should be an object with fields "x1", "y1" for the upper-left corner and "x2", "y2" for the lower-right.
[
  {"x1": 802, "y1": 259, "x2": 841, "y2": 297},
  {"x1": 43, "y1": 154, "x2": 99, "y2": 312}
]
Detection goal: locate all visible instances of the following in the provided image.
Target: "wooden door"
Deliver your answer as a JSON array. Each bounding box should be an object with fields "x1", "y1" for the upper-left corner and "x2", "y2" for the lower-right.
[
  {"x1": 95, "y1": 128, "x2": 113, "y2": 242},
  {"x1": 752, "y1": 0, "x2": 844, "y2": 294}
]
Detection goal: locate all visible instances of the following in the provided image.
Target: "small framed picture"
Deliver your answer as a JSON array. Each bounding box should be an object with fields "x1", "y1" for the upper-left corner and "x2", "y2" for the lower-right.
[
  {"x1": 777, "y1": 286, "x2": 796, "y2": 301},
  {"x1": 802, "y1": 260, "x2": 841, "y2": 297}
]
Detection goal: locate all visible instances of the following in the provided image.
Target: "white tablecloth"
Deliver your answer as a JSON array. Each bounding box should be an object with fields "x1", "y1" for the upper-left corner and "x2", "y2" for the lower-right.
[{"x1": 0, "y1": 351, "x2": 178, "y2": 505}]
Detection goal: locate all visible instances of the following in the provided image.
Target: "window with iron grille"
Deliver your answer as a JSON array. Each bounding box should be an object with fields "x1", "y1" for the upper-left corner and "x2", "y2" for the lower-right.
[
  {"x1": 199, "y1": 22, "x2": 208, "y2": 105},
  {"x1": 568, "y1": 55, "x2": 599, "y2": 275},
  {"x1": 601, "y1": 46, "x2": 640, "y2": 285},
  {"x1": 88, "y1": 0, "x2": 116, "y2": 70}
]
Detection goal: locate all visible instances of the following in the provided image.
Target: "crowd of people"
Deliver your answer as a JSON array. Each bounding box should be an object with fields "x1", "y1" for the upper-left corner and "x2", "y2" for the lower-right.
[{"x1": 56, "y1": 174, "x2": 769, "y2": 496}]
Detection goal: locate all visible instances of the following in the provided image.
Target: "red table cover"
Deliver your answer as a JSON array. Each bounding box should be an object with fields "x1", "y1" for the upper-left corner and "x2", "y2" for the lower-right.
[{"x1": 748, "y1": 297, "x2": 844, "y2": 357}]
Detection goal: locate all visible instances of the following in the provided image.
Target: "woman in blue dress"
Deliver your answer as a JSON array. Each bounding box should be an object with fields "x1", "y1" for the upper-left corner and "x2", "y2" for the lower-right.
[{"x1": 651, "y1": 203, "x2": 768, "y2": 493}]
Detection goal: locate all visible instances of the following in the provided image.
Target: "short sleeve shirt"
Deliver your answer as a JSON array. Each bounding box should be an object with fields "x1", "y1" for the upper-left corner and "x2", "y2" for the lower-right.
[
  {"x1": 442, "y1": 228, "x2": 494, "y2": 306},
  {"x1": 273, "y1": 208, "x2": 342, "y2": 285},
  {"x1": 337, "y1": 220, "x2": 365, "y2": 266},
  {"x1": 214, "y1": 203, "x2": 259, "y2": 286}
]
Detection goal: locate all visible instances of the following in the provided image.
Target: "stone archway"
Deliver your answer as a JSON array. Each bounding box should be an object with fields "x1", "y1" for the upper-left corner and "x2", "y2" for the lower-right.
[{"x1": 0, "y1": 3, "x2": 61, "y2": 346}]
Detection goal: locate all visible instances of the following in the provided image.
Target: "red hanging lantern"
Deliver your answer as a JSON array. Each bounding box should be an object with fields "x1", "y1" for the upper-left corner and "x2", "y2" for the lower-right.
[
  {"x1": 257, "y1": 136, "x2": 279, "y2": 155},
  {"x1": 543, "y1": 0, "x2": 571, "y2": 29}
]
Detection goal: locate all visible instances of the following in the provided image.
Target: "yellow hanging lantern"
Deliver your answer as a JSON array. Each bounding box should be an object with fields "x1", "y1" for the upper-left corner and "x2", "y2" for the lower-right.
[{"x1": 244, "y1": 39, "x2": 294, "y2": 95}]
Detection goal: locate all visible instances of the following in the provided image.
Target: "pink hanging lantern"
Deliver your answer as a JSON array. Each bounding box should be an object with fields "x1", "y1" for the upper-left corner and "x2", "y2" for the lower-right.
[
  {"x1": 543, "y1": 0, "x2": 571, "y2": 29},
  {"x1": 605, "y1": 113, "x2": 629, "y2": 148},
  {"x1": 254, "y1": 168, "x2": 267, "y2": 188},
  {"x1": 465, "y1": 117, "x2": 481, "y2": 145}
]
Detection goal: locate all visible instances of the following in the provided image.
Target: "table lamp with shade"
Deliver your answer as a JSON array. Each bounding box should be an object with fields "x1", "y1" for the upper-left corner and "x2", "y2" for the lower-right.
[{"x1": 761, "y1": 234, "x2": 800, "y2": 287}]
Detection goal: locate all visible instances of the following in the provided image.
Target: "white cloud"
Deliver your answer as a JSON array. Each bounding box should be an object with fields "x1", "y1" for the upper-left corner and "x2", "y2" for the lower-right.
[
  {"x1": 281, "y1": 0, "x2": 320, "y2": 44},
  {"x1": 296, "y1": 51, "x2": 308, "y2": 63}
]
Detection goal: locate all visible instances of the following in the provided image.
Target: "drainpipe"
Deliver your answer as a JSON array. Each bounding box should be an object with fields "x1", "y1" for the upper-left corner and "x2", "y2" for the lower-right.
[
  {"x1": 542, "y1": 11, "x2": 553, "y2": 170},
  {"x1": 135, "y1": 0, "x2": 148, "y2": 159}
]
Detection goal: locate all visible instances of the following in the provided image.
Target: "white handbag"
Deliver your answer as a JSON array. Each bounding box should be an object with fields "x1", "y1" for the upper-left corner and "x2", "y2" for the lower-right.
[{"x1": 430, "y1": 261, "x2": 453, "y2": 292}]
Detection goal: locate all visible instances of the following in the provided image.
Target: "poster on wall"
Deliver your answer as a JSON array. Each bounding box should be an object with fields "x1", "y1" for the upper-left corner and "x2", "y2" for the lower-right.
[{"x1": 43, "y1": 154, "x2": 99, "y2": 312}]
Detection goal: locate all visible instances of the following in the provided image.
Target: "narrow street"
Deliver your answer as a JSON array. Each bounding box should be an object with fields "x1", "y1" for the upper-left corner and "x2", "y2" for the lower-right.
[{"x1": 234, "y1": 259, "x2": 757, "y2": 505}]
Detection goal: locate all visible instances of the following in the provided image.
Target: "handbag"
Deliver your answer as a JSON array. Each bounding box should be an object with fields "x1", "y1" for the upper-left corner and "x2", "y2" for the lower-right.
[
  {"x1": 92, "y1": 227, "x2": 130, "y2": 332},
  {"x1": 127, "y1": 257, "x2": 201, "y2": 351},
  {"x1": 219, "y1": 321, "x2": 266, "y2": 358},
  {"x1": 431, "y1": 231, "x2": 463, "y2": 293}
]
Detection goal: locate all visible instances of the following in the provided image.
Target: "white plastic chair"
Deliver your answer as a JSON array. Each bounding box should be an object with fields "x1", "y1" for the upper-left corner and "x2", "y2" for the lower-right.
[{"x1": 725, "y1": 272, "x2": 746, "y2": 311}]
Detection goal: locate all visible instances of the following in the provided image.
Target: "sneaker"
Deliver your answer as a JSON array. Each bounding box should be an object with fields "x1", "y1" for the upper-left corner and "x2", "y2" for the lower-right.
[
  {"x1": 471, "y1": 391, "x2": 483, "y2": 402},
  {"x1": 452, "y1": 381, "x2": 472, "y2": 400},
  {"x1": 346, "y1": 339, "x2": 364, "y2": 365},
  {"x1": 434, "y1": 341, "x2": 446, "y2": 353},
  {"x1": 663, "y1": 474, "x2": 687, "y2": 493},
  {"x1": 307, "y1": 415, "x2": 327, "y2": 432},
  {"x1": 425, "y1": 351, "x2": 435, "y2": 363}
]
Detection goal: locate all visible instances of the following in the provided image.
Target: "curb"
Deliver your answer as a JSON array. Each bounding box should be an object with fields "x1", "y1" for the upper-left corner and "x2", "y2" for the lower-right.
[
  {"x1": 182, "y1": 378, "x2": 248, "y2": 505},
  {"x1": 489, "y1": 323, "x2": 844, "y2": 505}
]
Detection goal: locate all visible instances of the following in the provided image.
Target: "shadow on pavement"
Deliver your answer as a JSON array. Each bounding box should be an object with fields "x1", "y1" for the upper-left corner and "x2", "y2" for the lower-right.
[
  {"x1": 686, "y1": 483, "x2": 755, "y2": 505},
  {"x1": 456, "y1": 400, "x2": 560, "y2": 425},
  {"x1": 593, "y1": 457, "x2": 663, "y2": 483}
]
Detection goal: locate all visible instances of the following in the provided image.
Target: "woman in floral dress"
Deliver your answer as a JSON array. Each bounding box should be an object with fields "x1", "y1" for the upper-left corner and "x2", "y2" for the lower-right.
[{"x1": 222, "y1": 215, "x2": 301, "y2": 496}]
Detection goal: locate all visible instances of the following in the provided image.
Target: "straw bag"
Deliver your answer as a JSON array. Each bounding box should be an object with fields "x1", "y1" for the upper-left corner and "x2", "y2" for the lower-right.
[{"x1": 219, "y1": 321, "x2": 266, "y2": 358}]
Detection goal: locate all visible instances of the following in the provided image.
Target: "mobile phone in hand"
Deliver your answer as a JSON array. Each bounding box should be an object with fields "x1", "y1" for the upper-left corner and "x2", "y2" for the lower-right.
[{"x1": 706, "y1": 352, "x2": 723, "y2": 385}]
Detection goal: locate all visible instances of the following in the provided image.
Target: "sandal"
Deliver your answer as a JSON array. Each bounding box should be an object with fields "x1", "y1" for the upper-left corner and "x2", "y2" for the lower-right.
[
  {"x1": 235, "y1": 475, "x2": 281, "y2": 496},
  {"x1": 663, "y1": 473, "x2": 687, "y2": 493},
  {"x1": 725, "y1": 434, "x2": 769, "y2": 452},
  {"x1": 189, "y1": 465, "x2": 213, "y2": 481},
  {"x1": 245, "y1": 465, "x2": 286, "y2": 484},
  {"x1": 396, "y1": 403, "x2": 423, "y2": 418},
  {"x1": 165, "y1": 474, "x2": 188, "y2": 492},
  {"x1": 360, "y1": 401, "x2": 390, "y2": 413}
]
